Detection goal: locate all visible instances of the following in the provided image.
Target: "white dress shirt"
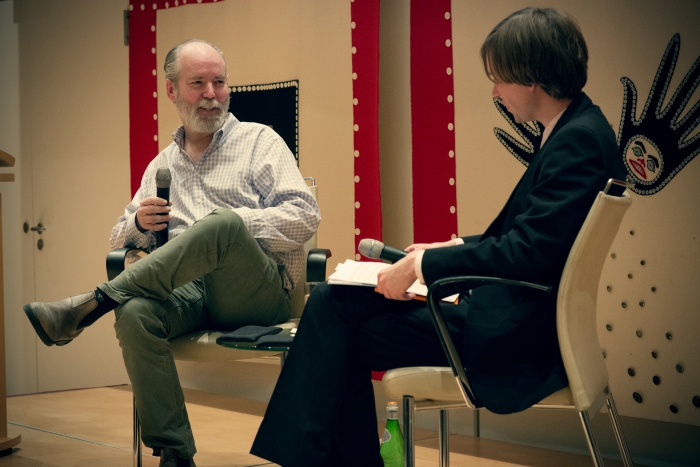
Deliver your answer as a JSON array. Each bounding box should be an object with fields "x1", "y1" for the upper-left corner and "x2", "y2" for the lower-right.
[{"x1": 110, "y1": 113, "x2": 321, "y2": 292}]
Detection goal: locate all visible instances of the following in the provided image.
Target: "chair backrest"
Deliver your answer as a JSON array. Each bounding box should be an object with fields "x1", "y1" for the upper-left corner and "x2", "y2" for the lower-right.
[
  {"x1": 556, "y1": 188, "x2": 632, "y2": 412},
  {"x1": 288, "y1": 180, "x2": 318, "y2": 319}
]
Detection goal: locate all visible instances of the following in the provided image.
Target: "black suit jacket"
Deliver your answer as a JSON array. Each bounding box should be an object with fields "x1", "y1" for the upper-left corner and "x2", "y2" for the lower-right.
[{"x1": 422, "y1": 93, "x2": 625, "y2": 414}]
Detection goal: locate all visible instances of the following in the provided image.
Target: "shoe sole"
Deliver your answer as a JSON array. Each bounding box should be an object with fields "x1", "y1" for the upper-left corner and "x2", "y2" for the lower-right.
[{"x1": 23, "y1": 304, "x2": 72, "y2": 347}]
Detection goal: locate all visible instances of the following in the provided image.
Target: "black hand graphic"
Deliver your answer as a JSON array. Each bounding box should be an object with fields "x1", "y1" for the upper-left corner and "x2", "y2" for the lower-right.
[
  {"x1": 618, "y1": 34, "x2": 700, "y2": 195},
  {"x1": 493, "y1": 98, "x2": 545, "y2": 167}
]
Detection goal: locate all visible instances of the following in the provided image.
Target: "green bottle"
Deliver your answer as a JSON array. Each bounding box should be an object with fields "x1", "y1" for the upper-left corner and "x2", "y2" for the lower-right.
[{"x1": 380, "y1": 401, "x2": 405, "y2": 467}]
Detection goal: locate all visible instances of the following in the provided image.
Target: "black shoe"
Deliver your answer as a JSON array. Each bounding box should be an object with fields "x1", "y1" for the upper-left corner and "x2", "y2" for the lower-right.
[
  {"x1": 23, "y1": 291, "x2": 97, "y2": 346},
  {"x1": 159, "y1": 447, "x2": 196, "y2": 467}
]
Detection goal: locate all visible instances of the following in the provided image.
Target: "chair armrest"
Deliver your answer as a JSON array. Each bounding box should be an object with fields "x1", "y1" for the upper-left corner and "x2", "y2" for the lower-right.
[
  {"x1": 106, "y1": 247, "x2": 148, "y2": 280},
  {"x1": 306, "y1": 248, "x2": 331, "y2": 292},
  {"x1": 426, "y1": 275, "x2": 552, "y2": 406}
]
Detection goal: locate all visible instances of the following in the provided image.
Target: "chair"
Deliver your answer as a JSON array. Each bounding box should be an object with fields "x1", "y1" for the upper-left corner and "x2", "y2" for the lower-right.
[
  {"x1": 106, "y1": 179, "x2": 329, "y2": 467},
  {"x1": 383, "y1": 179, "x2": 635, "y2": 467}
]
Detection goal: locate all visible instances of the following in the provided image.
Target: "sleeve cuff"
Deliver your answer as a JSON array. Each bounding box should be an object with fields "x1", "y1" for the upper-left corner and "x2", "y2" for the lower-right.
[
  {"x1": 415, "y1": 239, "x2": 462, "y2": 285},
  {"x1": 415, "y1": 250, "x2": 426, "y2": 284}
]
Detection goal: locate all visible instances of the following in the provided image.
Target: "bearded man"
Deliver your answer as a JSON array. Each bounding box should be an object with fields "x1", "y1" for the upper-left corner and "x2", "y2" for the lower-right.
[{"x1": 24, "y1": 39, "x2": 320, "y2": 467}]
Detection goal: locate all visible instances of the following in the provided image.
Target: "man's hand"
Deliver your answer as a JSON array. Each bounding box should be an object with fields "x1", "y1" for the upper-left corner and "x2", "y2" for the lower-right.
[
  {"x1": 376, "y1": 250, "x2": 419, "y2": 301},
  {"x1": 135, "y1": 197, "x2": 172, "y2": 232},
  {"x1": 405, "y1": 239, "x2": 456, "y2": 253}
]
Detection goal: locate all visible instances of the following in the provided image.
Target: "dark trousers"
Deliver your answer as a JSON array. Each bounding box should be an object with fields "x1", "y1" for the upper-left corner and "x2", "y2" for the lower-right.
[{"x1": 251, "y1": 282, "x2": 468, "y2": 467}]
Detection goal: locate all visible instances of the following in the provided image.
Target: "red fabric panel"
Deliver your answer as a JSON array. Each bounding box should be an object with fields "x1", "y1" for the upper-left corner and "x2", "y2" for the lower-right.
[
  {"x1": 351, "y1": 0, "x2": 383, "y2": 257},
  {"x1": 128, "y1": 3, "x2": 158, "y2": 196},
  {"x1": 128, "y1": 0, "x2": 223, "y2": 197},
  {"x1": 410, "y1": 0, "x2": 457, "y2": 243}
]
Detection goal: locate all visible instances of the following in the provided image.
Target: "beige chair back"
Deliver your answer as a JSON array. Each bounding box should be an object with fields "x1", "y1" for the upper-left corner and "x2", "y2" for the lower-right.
[{"x1": 556, "y1": 190, "x2": 632, "y2": 412}]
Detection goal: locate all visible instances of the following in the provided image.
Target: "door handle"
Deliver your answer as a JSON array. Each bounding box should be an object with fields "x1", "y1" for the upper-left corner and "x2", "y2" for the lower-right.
[{"x1": 23, "y1": 222, "x2": 46, "y2": 234}]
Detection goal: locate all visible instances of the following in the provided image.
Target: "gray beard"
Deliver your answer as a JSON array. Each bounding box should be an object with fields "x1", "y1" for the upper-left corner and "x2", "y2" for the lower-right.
[{"x1": 176, "y1": 94, "x2": 230, "y2": 134}]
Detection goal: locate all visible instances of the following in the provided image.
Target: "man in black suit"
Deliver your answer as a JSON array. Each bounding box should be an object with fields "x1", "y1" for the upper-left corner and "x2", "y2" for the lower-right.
[{"x1": 251, "y1": 7, "x2": 625, "y2": 467}]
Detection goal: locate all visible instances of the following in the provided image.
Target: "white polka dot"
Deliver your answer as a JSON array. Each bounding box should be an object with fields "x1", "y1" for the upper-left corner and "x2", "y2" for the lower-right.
[
  {"x1": 152, "y1": 69, "x2": 157, "y2": 76},
  {"x1": 447, "y1": 95, "x2": 453, "y2": 103},
  {"x1": 129, "y1": 5, "x2": 134, "y2": 11},
  {"x1": 153, "y1": 114, "x2": 158, "y2": 120},
  {"x1": 175, "y1": 0, "x2": 178, "y2": 5},
  {"x1": 446, "y1": 67, "x2": 452, "y2": 75},
  {"x1": 352, "y1": 72, "x2": 358, "y2": 80},
  {"x1": 449, "y1": 178, "x2": 455, "y2": 186},
  {"x1": 354, "y1": 124, "x2": 359, "y2": 132},
  {"x1": 183, "y1": 0, "x2": 187, "y2": 3},
  {"x1": 354, "y1": 150, "x2": 359, "y2": 157},
  {"x1": 354, "y1": 175, "x2": 360, "y2": 183},
  {"x1": 351, "y1": 47, "x2": 357, "y2": 54},
  {"x1": 355, "y1": 228, "x2": 361, "y2": 235},
  {"x1": 153, "y1": 91, "x2": 158, "y2": 98},
  {"x1": 153, "y1": 135, "x2": 158, "y2": 141},
  {"x1": 351, "y1": 21, "x2": 356, "y2": 29},
  {"x1": 448, "y1": 123, "x2": 454, "y2": 131},
  {"x1": 151, "y1": 25, "x2": 156, "y2": 32},
  {"x1": 355, "y1": 201, "x2": 361, "y2": 209},
  {"x1": 445, "y1": 12, "x2": 450, "y2": 20},
  {"x1": 451, "y1": 233, "x2": 457, "y2": 239},
  {"x1": 152, "y1": 3, "x2": 157, "y2": 10},
  {"x1": 140, "y1": 4, "x2": 145, "y2": 11},
  {"x1": 449, "y1": 150, "x2": 455, "y2": 158},
  {"x1": 450, "y1": 206, "x2": 456, "y2": 214},
  {"x1": 353, "y1": 98, "x2": 358, "y2": 105},
  {"x1": 445, "y1": 39, "x2": 451, "y2": 47},
  {"x1": 165, "y1": 2, "x2": 169, "y2": 7},
  {"x1": 151, "y1": 47, "x2": 156, "y2": 54},
  {"x1": 198, "y1": 0, "x2": 203, "y2": 3},
  {"x1": 355, "y1": 253, "x2": 361, "y2": 260}
]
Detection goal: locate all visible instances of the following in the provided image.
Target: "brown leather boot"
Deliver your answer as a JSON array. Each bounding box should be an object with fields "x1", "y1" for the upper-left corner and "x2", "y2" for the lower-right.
[
  {"x1": 23, "y1": 291, "x2": 97, "y2": 346},
  {"x1": 159, "y1": 448, "x2": 196, "y2": 467}
]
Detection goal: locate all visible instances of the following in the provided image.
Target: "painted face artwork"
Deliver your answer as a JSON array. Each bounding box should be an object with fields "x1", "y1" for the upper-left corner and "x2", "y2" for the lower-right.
[{"x1": 616, "y1": 34, "x2": 699, "y2": 195}]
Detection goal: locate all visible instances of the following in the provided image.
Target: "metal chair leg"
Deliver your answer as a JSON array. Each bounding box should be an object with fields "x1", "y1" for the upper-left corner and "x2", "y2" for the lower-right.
[
  {"x1": 474, "y1": 407, "x2": 480, "y2": 438},
  {"x1": 133, "y1": 398, "x2": 142, "y2": 467},
  {"x1": 403, "y1": 396, "x2": 415, "y2": 467},
  {"x1": 439, "y1": 409, "x2": 449, "y2": 467},
  {"x1": 606, "y1": 392, "x2": 634, "y2": 467},
  {"x1": 579, "y1": 410, "x2": 605, "y2": 467}
]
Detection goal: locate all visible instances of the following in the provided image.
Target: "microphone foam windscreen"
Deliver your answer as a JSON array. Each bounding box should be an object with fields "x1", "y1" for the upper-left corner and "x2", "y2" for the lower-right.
[
  {"x1": 358, "y1": 238, "x2": 382, "y2": 259},
  {"x1": 156, "y1": 167, "x2": 171, "y2": 188}
]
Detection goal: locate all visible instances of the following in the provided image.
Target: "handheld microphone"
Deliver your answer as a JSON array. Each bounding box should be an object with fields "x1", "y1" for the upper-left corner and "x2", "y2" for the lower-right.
[
  {"x1": 155, "y1": 167, "x2": 171, "y2": 248},
  {"x1": 358, "y1": 238, "x2": 407, "y2": 263}
]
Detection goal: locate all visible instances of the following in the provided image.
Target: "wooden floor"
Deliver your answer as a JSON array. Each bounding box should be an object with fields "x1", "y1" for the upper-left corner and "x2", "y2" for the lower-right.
[{"x1": 2, "y1": 385, "x2": 626, "y2": 467}]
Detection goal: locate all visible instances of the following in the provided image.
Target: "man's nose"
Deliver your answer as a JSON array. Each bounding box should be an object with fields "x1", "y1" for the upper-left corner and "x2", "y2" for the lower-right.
[{"x1": 202, "y1": 82, "x2": 216, "y2": 99}]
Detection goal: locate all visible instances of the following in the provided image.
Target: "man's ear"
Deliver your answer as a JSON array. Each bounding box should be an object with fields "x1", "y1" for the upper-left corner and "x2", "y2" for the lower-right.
[{"x1": 165, "y1": 79, "x2": 177, "y2": 103}]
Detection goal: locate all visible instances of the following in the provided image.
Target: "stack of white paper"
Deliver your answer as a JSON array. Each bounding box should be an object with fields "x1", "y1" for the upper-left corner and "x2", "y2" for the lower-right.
[{"x1": 328, "y1": 260, "x2": 458, "y2": 302}]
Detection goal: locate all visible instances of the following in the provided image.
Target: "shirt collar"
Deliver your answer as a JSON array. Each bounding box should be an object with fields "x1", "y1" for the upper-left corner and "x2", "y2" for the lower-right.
[
  {"x1": 539, "y1": 106, "x2": 567, "y2": 149},
  {"x1": 171, "y1": 113, "x2": 237, "y2": 151}
]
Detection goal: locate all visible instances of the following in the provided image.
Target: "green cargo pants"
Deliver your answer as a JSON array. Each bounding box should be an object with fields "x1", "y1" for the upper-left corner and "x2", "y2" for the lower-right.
[{"x1": 99, "y1": 209, "x2": 291, "y2": 458}]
